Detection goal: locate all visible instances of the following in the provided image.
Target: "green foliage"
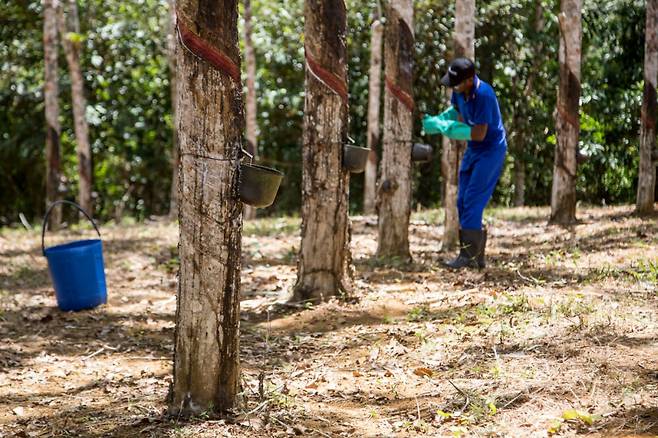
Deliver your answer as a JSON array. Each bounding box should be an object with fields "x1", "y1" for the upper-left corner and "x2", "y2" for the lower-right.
[
  {"x1": 0, "y1": 0, "x2": 651, "y2": 224},
  {"x1": 1, "y1": 0, "x2": 171, "y2": 224}
]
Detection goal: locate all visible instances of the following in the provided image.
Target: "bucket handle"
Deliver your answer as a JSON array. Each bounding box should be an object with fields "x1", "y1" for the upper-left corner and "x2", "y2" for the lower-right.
[
  {"x1": 240, "y1": 146, "x2": 254, "y2": 165},
  {"x1": 41, "y1": 200, "x2": 101, "y2": 256}
]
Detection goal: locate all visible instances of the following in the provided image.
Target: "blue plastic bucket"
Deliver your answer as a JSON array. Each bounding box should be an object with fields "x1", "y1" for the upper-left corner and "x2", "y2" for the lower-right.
[{"x1": 42, "y1": 201, "x2": 107, "y2": 311}]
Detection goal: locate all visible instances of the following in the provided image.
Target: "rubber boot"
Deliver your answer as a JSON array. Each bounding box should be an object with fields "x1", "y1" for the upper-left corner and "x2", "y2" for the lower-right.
[
  {"x1": 477, "y1": 228, "x2": 487, "y2": 269},
  {"x1": 444, "y1": 229, "x2": 483, "y2": 269}
]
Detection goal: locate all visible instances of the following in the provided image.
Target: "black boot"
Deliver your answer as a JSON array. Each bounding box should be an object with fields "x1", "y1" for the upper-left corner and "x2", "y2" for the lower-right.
[
  {"x1": 477, "y1": 228, "x2": 487, "y2": 269},
  {"x1": 444, "y1": 229, "x2": 483, "y2": 269}
]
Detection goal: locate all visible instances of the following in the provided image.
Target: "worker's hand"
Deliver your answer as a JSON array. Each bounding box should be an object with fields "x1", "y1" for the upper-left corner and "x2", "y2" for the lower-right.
[
  {"x1": 422, "y1": 116, "x2": 473, "y2": 141},
  {"x1": 422, "y1": 114, "x2": 450, "y2": 136}
]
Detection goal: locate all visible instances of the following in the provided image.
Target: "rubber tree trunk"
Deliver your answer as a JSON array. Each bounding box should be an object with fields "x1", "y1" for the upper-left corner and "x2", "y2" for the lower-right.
[
  {"x1": 510, "y1": 96, "x2": 526, "y2": 207},
  {"x1": 376, "y1": 0, "x2": 414, "y2": 260},
  {"x1": 58, "y1": 0, "x2": 93, "y2": 216},
  {"x1": 637, "y1": 0, "x2": 657, "y2": 215},
  {"x1": 293, "y1": 0, "x2": 352, "y2": 302},
  {"x1": 44, "y1": 0, "x2": 61, "y2": 228},
  {"x1": 513, "y1": 158, "x2": 526, "y2": 207},
  {"x1": 168, "y1": 0, "x2": 244, "y2": 416},
  {"x1": 513, "y1": 1, "x2": 545, "y2": 207},
  {"x1": 363, "y1": 16, "x2": 384, "y2": 215},
  {"x1": 442, "y1": 0, "x2": 474, "y2": 249},
  {"x1": 243, "y1": 0, "x2": 258, "y2": 220},
  {"x1": 167, "y1": 0, "x2": 179, "y2": 220},
  {"x1": 550, "y1": 1, "x2": 582, "y2": 225}
]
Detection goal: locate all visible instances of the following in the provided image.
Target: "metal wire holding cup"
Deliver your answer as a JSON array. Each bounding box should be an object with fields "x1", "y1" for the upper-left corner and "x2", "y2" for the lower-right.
[{"x1": 240, "y1": 146, "x2": 254, "y2": 165}]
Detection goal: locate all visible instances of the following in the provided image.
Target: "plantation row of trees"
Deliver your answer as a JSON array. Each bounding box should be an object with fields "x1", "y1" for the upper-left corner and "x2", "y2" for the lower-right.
[
  {"x1": 2, "y1": 0, "x2": 656, "y2": 418},
  {"x1": 161, "y1": 0, "x2": 657, "y2": 416},
  {"x1": 1, "y1": 0, "x2": 656, "y2": 226}
]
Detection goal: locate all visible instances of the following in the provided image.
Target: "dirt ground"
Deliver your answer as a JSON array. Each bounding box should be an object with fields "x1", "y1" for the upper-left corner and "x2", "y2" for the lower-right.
[{"x1": 1, "y1": 205, "x2": 657, "y2": 437}]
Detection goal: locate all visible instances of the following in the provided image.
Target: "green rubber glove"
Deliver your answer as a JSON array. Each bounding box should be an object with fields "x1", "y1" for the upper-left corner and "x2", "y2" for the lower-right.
[
  {"x1": 440, "y1": 120, "x2": 472, "y2": 140},
  {"x1": 422, "y1": 115, "x2": 472, "y2": 141},
  {"x1": 422, "y1": 106, "x2": 461, "y2": 135},
  {"x1": 422, "y1": 114, "x2": 450, "y2": 135},
  {"x1": 437, "y1": 106, "x2": 459, "y2": 122}
]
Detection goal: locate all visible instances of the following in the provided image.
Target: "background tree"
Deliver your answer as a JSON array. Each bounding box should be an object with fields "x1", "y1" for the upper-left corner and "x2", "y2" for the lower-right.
[
  {"x1": 0, "y1": 0, "x2": 651, "y2": 226},
  {"x1": 58, "y1": 0, "x2": 93, "y2": 215},
  {"x1": 293, "y1": 0, "x2": 352, "y2": 302},
  {"x1": 550, "y1": 0, "x2": 582, "y2": 225},
  {"x1": 377, "y1": 0, "x2": 414, "y2": 260},
  {"x1": 169, "y1": 0, "x2": 244, "y2": 415},
  {"x1": 167, "y1": 0, "x2": 179, "y2": 219},
  {"x1": 442, "y1": 0, "x2": 474, "y2": 249},
  {"x1": 44, "y1": 0, "x2": 62, "y2": 228},
  {"x1": 243, "y1": 0, "x2": 258, "y2": 220},
  {"x1": 363, "y1": 9, "x2": 383, "y2": 215},
  {"x1": 637, "y1": 0, "x2": 657, "y2": 214},
  {"x1": 509, "y1": 1, "x2": 545, "y2": 207}
]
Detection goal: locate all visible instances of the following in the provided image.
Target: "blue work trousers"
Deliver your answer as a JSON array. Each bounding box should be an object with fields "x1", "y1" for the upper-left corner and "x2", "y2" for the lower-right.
[{"x1": 457, "y1": 143, "x2": 507, "y2": 230}]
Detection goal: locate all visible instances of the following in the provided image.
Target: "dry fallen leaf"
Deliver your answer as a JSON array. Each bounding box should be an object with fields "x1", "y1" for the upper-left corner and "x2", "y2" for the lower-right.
[
  {"x1": 12, "y1": 406, "x2": 25, "y2": 416},
  {"x1": 413, "y1": 367, "x2": 433, "y2": 378}
]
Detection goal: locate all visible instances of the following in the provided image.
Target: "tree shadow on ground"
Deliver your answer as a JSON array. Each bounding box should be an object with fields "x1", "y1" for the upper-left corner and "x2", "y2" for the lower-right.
[
  {"x1": 597, "y1": 406, "x2": 658, "y2": 435},
  {"x1": 242, "y1": 255, "x2": 296, "y2": 267},
  {"x1": 0, "y1": 266, "x2": 51, "y2": 291},
  {"x1": 0, "y1": 306, "x2": 174, "y2": 374},
  {"x1": 1, "y1": 390, "x2": 176, "y2": 438},
  {"x1": 0, "y1": 236, "x2": 161, "y2": 292}
]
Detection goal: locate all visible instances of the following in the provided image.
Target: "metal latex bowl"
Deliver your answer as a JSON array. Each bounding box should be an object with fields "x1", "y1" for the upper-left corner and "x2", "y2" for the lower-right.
[
  {"x1": 411, "y1": 143, "x2": 433, "y2": 162},
  {"x1": 239, "y1": 163, "x2": 284, "y2": 208},
  {"x1": 342, "y1": 144, "x2": 371, "y2": 173}
]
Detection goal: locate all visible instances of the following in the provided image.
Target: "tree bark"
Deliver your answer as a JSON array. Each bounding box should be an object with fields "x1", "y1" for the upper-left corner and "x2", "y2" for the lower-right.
[
  {"x1": 442, "y1": 107, "x2": 463, "y2": 248},
  {"x1": 363, "y1": 15, "x2": 383, "y2": 216},
  {"x1": 513, "y1": 1, "x2": 545, "y2": 207},
  {"x1": 550, "y1": 1, "x2": 582, "y2": 225},
  {"x1": 167, "y1": 0, "x2": 179, "y2": 220},
  {"x1": 44, "y1": 0, "x2": 61, "y2": 228},
  {"x1": 443, "y1": 0, "x2": 473, "y2": 249},
  {"x1": 376, "y1": 0, "x2": 414, "y2": 260},
  {"x1": 58, "y1": 0, "x2": 93, "y2": 216},
  {"x1": 168, "y1": 0, "x2": 244, "y2": 416},
  {"x1": 243, "y1": 0, "x2": 258, "y2": 220},
  {"x1": 513, "y1": 158, "x2": 526, "y2": 206},
  {"x1": 293, "y1": 0, "x2": 352, "y2": 302},
  {"x1": 637, "y1": 0, "x2": 657, "y2": 215}
]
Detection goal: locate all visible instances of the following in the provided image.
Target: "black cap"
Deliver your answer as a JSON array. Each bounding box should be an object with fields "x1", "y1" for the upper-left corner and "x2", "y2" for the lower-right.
[{"x1": 440, "y1": 57, "x2": 476, "y2": 87}]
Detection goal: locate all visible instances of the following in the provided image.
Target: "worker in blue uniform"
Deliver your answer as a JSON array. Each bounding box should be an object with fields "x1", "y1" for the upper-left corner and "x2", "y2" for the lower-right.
[{"x1": 422, "y1": 57, "x2": 507, "y2": 269}]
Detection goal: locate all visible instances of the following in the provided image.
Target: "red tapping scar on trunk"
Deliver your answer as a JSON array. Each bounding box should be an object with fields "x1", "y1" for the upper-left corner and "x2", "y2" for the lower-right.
[
  {"x1": 641, "y1": 113, "x2": 657, "y2": 130},
  {"x1": 176, "y1": 16, "x2": 240, "y2": 83},
  {"x1": 305, "y1": 49, "x2": 349, "y2": 104},
  {"x1": 557, "y1": 104, "x2": 579, "y2": 128},
  {"x1": 385, "y1": 76, "x2": 414, "y2": 112}
]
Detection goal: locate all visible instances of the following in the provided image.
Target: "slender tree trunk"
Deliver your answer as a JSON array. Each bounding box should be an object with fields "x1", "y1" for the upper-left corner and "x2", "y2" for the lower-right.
[
  {"x1": 243, "y1": 0, "x2": 258, "y2": 220},
  {"x1": 443, "y1": 0, "x2": 474, "y2": 249},
  {"x1": 513, "y1": 158, "x2": 526, "y2": 206},
  {"x1": 58, "y1": 0, "x2": 92, "y2": 216},
  {"x1": 363, "y1": 15, "x2": 384, "y2": 215},
  {"x1": 637, "y1": 0, "x2": 657, "y2": 215},
  {"x1": 512, "y1": 2, "x2": 544, "y2": 207},
  {"x1": 293, "y1": 0, "x2": 352, "y2": 302},
  {"x1": 168, "y1": 0, "x2": 244, "y2": 415},
  {"x1": 44, "y1": 0, "x2": 61, "y2": 228},
  {"x1": 510, "y1": 76, "x2": 526, "y2": 207},
  {"x1": 550, "y1": 1, "x2": 582, "y2": 225},
  {"x1": 442, "y1": 111, "x2": 463, "y2": 248},
  {"x1": 440, "y1": 120, "x2": 450, "y2": 204},
  {"x1": 167, "y1": 0, "x2": 179, "y2": 220},
  {"x1": 377, "y1": 0, "x2": 414, "y2": 260}
]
